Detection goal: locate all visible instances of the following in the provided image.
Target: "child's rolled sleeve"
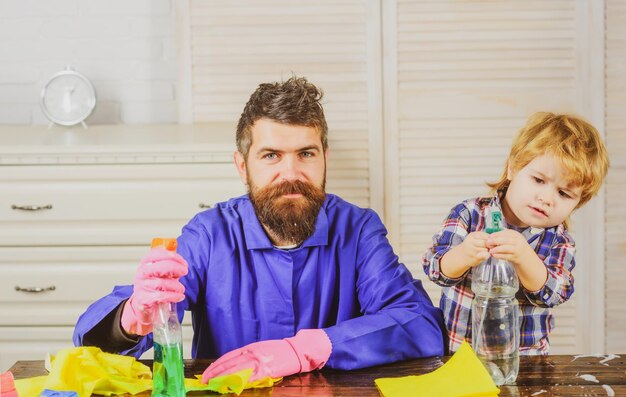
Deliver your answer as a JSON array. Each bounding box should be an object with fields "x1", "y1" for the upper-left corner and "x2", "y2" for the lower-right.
[
  {"x1": 422, "y1": 204, "x2": 472, "y2": 287},
  {"x1": 524, "y1": 232, "x2": 575, "y2": 307}
]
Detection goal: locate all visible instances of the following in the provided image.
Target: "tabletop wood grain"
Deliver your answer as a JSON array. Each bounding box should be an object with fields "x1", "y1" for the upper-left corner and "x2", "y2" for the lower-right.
[{"x1": 10, "y1": 354, "x2": 625, "y2": 396}]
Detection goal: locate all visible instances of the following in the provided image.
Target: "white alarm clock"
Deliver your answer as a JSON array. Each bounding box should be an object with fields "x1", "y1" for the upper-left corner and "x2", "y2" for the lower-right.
[{"x1": 40, "y1": 66, "x2": 96, "y2": 127}]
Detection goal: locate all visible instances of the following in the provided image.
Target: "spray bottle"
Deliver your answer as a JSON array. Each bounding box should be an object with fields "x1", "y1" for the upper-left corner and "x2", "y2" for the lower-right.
[
  {"x1": 471, "y1": 205, "x2": 520, "y2": 385},
  {"x1": 150, "y1": 238, "x2": 185, "y2": 397}
]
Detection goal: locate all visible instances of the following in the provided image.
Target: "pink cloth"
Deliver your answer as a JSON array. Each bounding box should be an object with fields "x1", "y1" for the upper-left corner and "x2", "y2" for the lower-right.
[
  {"x1": 202, "y1": 329, "x2": 332, "y2": 383},
  {"x1": 120, "y1": 248, "x2": 188, "y2": 336}
]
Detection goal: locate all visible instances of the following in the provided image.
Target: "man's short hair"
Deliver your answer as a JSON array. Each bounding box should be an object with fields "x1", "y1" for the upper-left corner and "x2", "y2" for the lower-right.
[{"x1": 236, "y1": 76, "x2": 328, "y2": 159}]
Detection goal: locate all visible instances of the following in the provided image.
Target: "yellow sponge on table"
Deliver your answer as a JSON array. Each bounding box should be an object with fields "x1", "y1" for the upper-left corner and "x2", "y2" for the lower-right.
[{"x1": 375, "y1": 342, "x2": 500, "y2": 397}]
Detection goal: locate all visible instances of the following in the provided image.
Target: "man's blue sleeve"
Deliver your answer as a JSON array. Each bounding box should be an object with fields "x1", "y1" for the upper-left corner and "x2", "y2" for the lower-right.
[
  {"x1": 72, "y1": 285, "x2": 154, "y2": 357},
  {"x1": 323, "y1": 211, "x2": 446, "y2": 370}
]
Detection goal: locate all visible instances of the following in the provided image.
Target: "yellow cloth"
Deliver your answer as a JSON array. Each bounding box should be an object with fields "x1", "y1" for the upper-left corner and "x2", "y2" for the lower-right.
[
  {"x1": 375, "y1": 342, "x2": 500, "y2": 397},
  {"x1": 15, "y1": 347, "x2": 152, "y2": 397},
  {"x1": 185, "y1": 370, "x2": 281, "y2": 394},
  {"x1": 14, "y1": 347, "x2": 280, "y2": 397}
]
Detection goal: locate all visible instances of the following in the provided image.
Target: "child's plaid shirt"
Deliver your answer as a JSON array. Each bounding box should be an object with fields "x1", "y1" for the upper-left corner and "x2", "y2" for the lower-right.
[{"x1": 422, "y1": 194, "x2": 575, "y2": 355}]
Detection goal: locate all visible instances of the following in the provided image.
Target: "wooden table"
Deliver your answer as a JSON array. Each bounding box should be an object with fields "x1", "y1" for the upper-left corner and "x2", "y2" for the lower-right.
[{"x1": 9, "y1": 354, "x2": 625, "y2": 396}]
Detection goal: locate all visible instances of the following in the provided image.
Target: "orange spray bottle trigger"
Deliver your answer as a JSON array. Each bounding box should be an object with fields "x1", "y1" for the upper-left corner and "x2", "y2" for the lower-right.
[{"x1": 151, "y1": 238, "x2": 177, "y2": 252}]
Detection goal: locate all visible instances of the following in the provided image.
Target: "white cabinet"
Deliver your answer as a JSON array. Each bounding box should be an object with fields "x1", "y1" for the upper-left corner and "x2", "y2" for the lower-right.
[
  {"x1": 0, "y1": 327, "x2": 77, "y2": 370},
  {"x1": 0, "y1": 163, "x2": 242, "y2": 246},
  {"x1": 0, "y1": 124, "x2": 245, "y2": 371}
]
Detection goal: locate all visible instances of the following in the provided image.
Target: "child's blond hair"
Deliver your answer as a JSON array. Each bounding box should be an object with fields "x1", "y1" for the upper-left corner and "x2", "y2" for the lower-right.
[{"x1": 488, "y1": 112, "x2": 609, "y2": 227}]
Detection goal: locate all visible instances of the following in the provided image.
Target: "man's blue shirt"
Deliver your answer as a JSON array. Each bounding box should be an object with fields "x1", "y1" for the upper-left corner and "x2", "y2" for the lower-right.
[{"x1": 74, "y1": 194, "x2": 445, "y2": 370}]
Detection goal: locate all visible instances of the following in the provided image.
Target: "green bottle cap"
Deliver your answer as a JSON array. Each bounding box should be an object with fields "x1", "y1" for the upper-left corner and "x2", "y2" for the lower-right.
[{"x1": 485, "y1": 206, "x2": 504, "y2": 234}]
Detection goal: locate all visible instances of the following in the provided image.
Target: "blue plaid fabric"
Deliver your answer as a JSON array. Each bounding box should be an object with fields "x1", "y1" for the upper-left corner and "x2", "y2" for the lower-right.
[{"x1": 422, "y1": 194, "x2": 575, "y2": 355}]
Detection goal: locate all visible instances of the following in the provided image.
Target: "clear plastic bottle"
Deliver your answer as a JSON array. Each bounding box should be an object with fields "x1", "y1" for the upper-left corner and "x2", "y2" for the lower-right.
[
  {"x1": 471, "y1": 206, "x2": 520, "y2": 386},
  {"x1": 150, "y1": 238, "x2": 185, "y2": 397}
]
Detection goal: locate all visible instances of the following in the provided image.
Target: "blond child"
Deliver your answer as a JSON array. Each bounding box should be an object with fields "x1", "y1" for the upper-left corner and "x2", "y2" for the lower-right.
[{"x1": 423, "y1": 112, "x2": 609, "y2": 355}]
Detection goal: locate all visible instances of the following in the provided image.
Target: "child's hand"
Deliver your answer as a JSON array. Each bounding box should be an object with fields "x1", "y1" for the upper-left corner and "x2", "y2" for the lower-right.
[
  {"x1": 486, "y1": 229, "x2": 549, "y2": 292},
  {"x1": 460, "y1": 231, "x2": 490, "y2": 268},
  {"x1": 486, "y1": 229, "x2": 534, "y2": 267}
]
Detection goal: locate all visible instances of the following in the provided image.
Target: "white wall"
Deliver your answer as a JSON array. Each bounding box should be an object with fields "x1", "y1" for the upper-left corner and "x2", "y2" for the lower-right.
[{"x1": 0, "y1": 0, "x2": 178, "y2": 125}]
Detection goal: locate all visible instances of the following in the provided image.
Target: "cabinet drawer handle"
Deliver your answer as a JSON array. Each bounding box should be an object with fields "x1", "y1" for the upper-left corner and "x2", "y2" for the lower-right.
[
  {"x1": 198, "y1": 203, "x2": 212, "y2": 209},
  {"x1": 15, "y1": 285, "x2": 56, "y2": 293},
  {"x1": 11, "y1": 204, "x2": 53, "y2": 211}
]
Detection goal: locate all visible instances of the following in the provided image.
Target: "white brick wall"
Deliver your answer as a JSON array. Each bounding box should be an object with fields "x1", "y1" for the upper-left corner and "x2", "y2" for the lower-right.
[{"x1": 0, "y1": 0, "x2": 177, "y2": 125}]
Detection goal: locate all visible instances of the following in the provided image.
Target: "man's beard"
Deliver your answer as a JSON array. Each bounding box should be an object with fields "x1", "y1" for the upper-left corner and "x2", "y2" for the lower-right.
[{"x1": 249, "y1": 178, "x2": 326, "y2": 245}]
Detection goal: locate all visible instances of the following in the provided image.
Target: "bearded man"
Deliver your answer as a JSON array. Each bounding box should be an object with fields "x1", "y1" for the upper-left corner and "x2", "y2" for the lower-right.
[{"x1": 73, "y1": 76, "x2": 445, "y2": 382}]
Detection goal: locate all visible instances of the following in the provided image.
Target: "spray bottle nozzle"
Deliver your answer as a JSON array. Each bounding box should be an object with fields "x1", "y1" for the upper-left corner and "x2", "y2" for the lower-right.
[{"x1": 485, "y1": 204, "x2": 504, "y2": 234}]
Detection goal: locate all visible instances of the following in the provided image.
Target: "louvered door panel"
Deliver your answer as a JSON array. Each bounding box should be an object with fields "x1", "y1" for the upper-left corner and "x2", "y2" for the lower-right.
[
  {"x1": 188, "y1": 0, "x2": 379, "y2": 209},
  {"x1": 391, "y1": 0, "x2": 581, "y2": 353},
  {"x1": 605, "y1": 0, "x2": 626, "y2": 353}
]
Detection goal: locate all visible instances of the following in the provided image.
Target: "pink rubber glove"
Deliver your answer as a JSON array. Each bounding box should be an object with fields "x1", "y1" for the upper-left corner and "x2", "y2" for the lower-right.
[
  {"x1": 121, "y1": 248, "x2": 188, "y2": 336},
  {"x1": 201, "y1": 329, "x2": 332, "y2": 383},
  {"x1": 1, "y1": 371, "x2": 18, "y2": 397}
]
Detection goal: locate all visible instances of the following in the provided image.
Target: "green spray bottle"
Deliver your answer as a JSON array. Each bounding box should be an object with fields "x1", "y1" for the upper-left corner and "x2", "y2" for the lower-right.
[{"x1": 150, "y1": 238, "x2": 185, "y2": 397}]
